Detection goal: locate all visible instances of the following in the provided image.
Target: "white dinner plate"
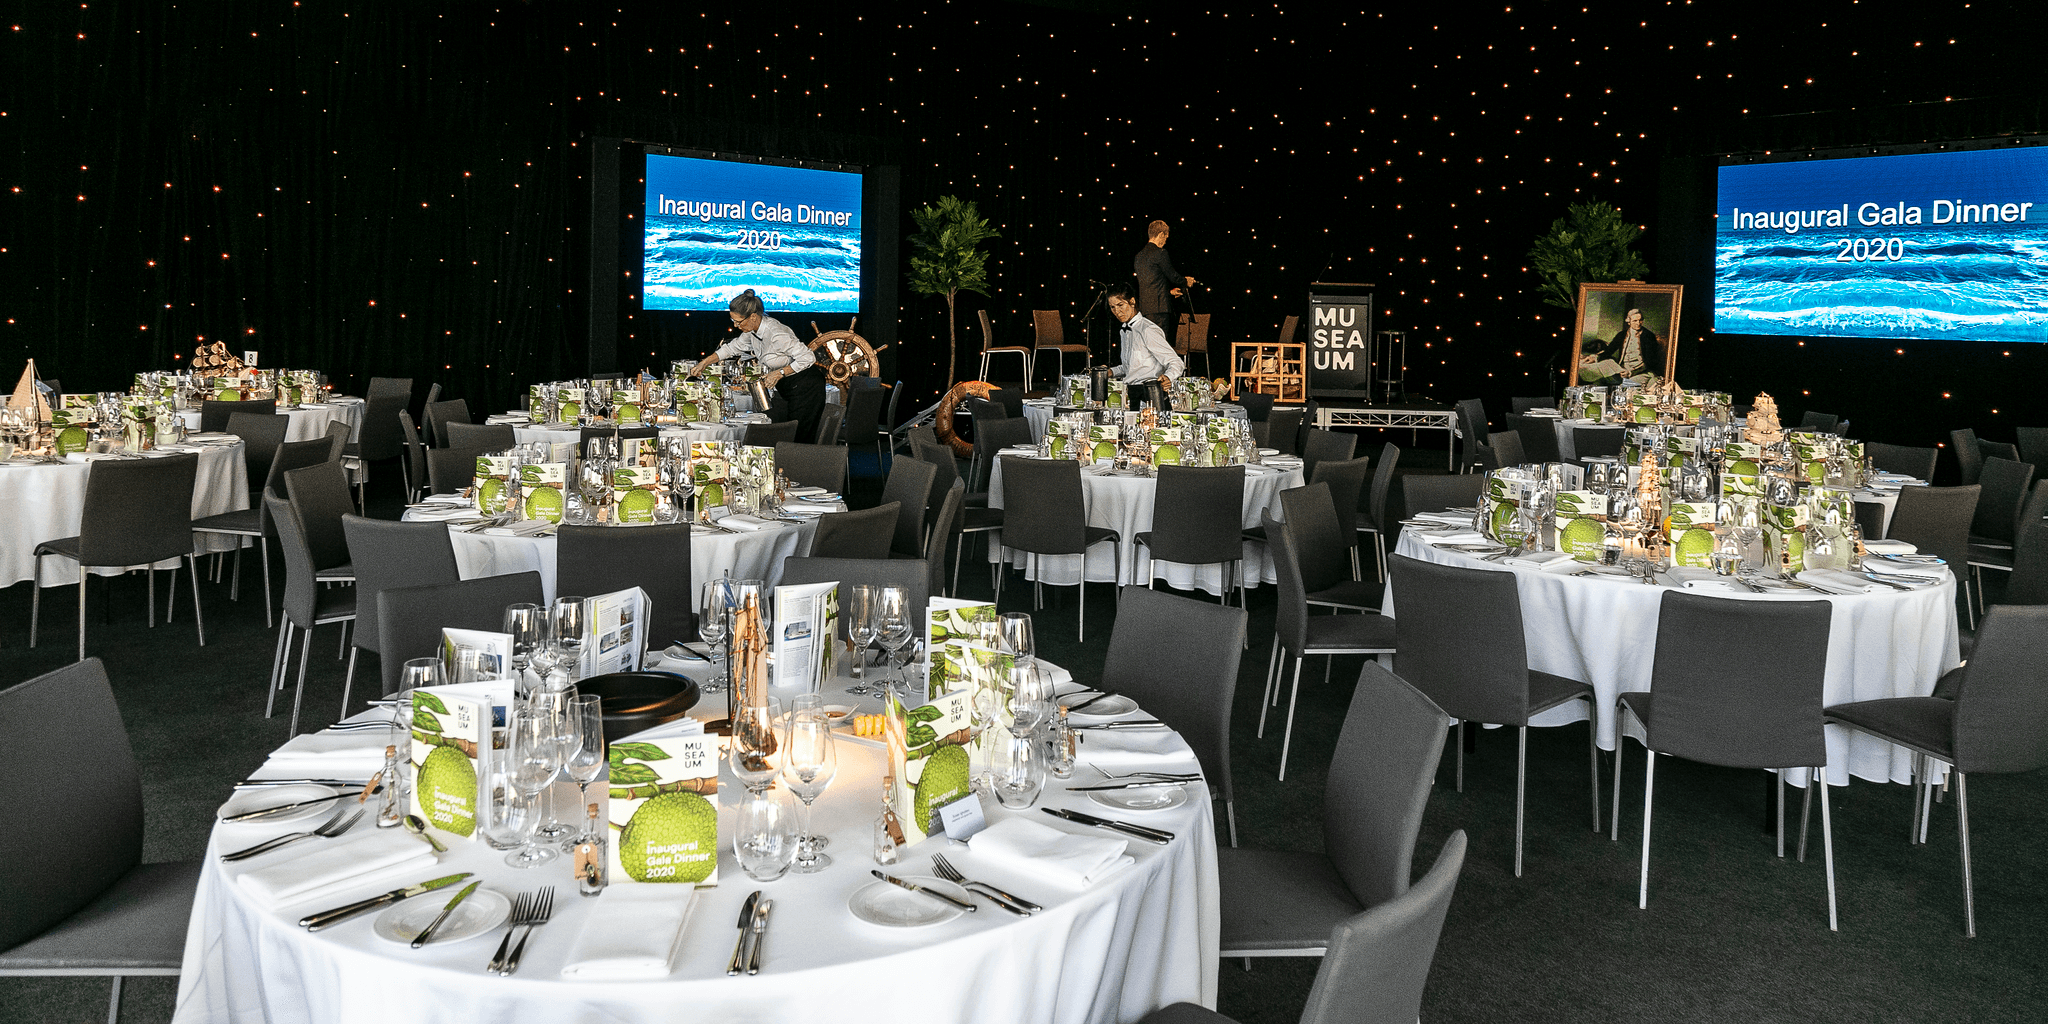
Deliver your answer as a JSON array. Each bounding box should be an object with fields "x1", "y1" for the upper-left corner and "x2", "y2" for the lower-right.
[
  {"x1": 372, "y1": 887, "x2": 511, "y2": 945},
  {"x1": 1088, "y1": 784, "x2": 1190, "y2": 813},
  {"x1": 1257, "y1": 448, "x2": 1280, "y2": 456},
  {"x1": 848, "y1": 876, "x2": 971, "y2": 928},
  {"x1": 1059, "y1": 693, "x2": 1137, "y2": 717},
  {"x1": 215, "y1": 785, "x2": 340, "y2": 825},
  {"x1": 787, "y1": 485, "x2": 828, "y2": 496}
]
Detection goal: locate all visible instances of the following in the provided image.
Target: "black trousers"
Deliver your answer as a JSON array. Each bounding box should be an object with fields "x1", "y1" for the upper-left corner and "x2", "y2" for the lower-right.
[{"x1": 777, "y1": 364, "x2": 828, "y2": 444}]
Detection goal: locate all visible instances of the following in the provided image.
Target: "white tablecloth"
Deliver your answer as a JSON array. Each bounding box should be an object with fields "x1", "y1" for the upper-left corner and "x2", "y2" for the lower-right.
[
  {"x1": 2, "y1": 442, "x2": 249, "y2": 588},
  {"x1": 986, "y1": 456, "x2": 1302, "y2": 597},
  {"x1": 486, "y1": 419, "x2": 750, "y2": 450},
  {"x1": 405, "y1": 503, "x2": 826, "y2": 605},
  {"x1": 180, "y1": 397, "x2": 364, "y2": 443},
  {"x1": 173, "y1": 665, "x2": 1218, "y2": 1024},
  {"x1": 1021, "y1": 400, "x2": 1247, "y2": 442},
  {"x1": 1386, "y1": 533, "x2": 1961, "y2": 786}
]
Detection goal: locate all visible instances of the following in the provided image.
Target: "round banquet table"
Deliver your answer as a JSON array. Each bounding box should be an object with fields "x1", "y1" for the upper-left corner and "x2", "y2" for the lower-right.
[
  {"x1": 404, "y1": 500, "x2": 830, "y2": 606},
  {"x1": 985, "y1": 452, "x2": 1303, "y2": 597},
  {"x1": 1385, "y1": 531, "x2": 1961, "y2": 786},
  {"x1": 484, "y1": 418, "x2": 750, "y2": 449},
  {"x1": 1, "y1": 440, "x2": 249, "y2": 588},
  {"x1": 1020, "y1": 399, "x2": 1247, "y2": 442},
  {"x1": 172, "y1": 659, "x2": 1219, "y2": 1024},
  {"x1": 180, "y1": 397, "x2": 365, "y2": 443}
]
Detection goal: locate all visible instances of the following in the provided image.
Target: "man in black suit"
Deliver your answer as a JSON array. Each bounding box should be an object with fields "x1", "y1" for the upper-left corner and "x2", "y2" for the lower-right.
[{"x1": 1133, "y1": 219, "x2": 1194, "y2": 344}]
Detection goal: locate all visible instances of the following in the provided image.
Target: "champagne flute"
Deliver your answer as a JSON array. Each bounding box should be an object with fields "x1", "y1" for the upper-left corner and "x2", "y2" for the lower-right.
[
  {"x1": 845, "y1": 584, "x2": 878, "y2": 693},
  {"x1": 504, "y1": 705, "x2": 562, "y2": 867},
  {"x1": 781, "y1": 695, "x2": 838, "y2": 872},
  {"x1": 873, "y1": 586, "x2": 915, "y2": 696},
  {"x1": 528, "y1": 687, "x2": 580, "y2": 840},
  {"x1": 698, "y1": 581, "x2": 730, "y2": 695}
]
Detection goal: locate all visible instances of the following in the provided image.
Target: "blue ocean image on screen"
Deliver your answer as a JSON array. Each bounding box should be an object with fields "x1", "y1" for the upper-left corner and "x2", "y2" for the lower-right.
[
  {"x1": 643, "y1": 155, "x2": 862, "y2": 313},
  {"x1": 1714, "y1": 147, "x2": 2048, "y2": 343}
]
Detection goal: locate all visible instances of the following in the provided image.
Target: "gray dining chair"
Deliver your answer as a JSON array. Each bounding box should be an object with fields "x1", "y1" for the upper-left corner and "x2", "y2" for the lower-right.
[
  {"x1": 1393, "y1": 473, "x2": 1487, "y2": 528},
  {"x1": 1237, "y1": 392, "x2": 1276, "y2": 422},
  {"x1": 1515, "y1": 415, "x2": 1562, "y2": 465},
  {"x1": 878, "y1": 455, "x2": 937, "y2": 558},
  {"x1": 30, "y1": 454, "x2": 205, "y2": 661},
  {"x1": 342, "y1": 514, "x2": 461, "y2": 706},
  {"x1": 1798, "y1": 411, "x2": 1841, "y2": 433},
  {"x1": 994, "y1": 457, "x2": 1123, "y2": 642},
  {"x1": 556, "y1": 523, "x2": 694, "y2": 648},
  {"x1": 443, "y1": 421, "x2": 516, "y2": 451},
  {"x1": 777, "y1": 556, "x2": 931, "y2": 645},
  {"x1": 808, "y1": 502, "x2": 899, "y2": 561},
  {"x1": 917, "y1": 438, "x2": 1002, "y2": 596},
  {"x1": 1220, "y1": 663, "x2": 1449, "y2": 957},
  {"x1": 743, "y1": 420, "x2": 801, "y2": 446},
  {"x1": 970, "y1": 416, "x2": 1034, "y2": 506},
  {"x1": 423, "y1": 398, "x2": 471, "y2": 448},
  {"x1": 1885, "y1": 483, "x2": 1980, "y2": 628},
  {"x1": 1612, "y1": 591, "x2": 1839, "y2": 930},
  {"x1": 283, "y1": 463, "x2": 360, "y2": 583},
  {"x1": 1979, "y1": 439, "x2": 2019, "y2": 464},
  {"x1": 1258, "y1": 408, "x2": 1305, "y2": 456},
  {"x1": 0, "y1": 658, "x2": 200, "y2": 1024},
  {"x1": 1965, "y1": 459, "x2": 2037, "y2": 611},
  {"x1": 1260, "y1": 512, "x2": 1397, "y2": 780},
  {"x1": 225, "y1": 408, "x2": 290, "y2": 495},
  {"x1": 977, "y1": 309, "x2": 1034, "y2": 389},
  {"x1": 426, "y1": 448, "x2": 488, "y2": 496},
  {"x1": 913, "y1": 480, "x2": 965, "y2": 598},
  {"x1": 1278, "y1": 483, "x2": 1381, "y2": 611},
  {"x1": 1389, "y1": 553, "x2": 1600, "y2": 876},
  {"x1": 396, "y1": 408, "x2": 431, "y2": 503},
  {"x1": 1150, "y1": 831, "x2": 1467, "y2": 1024},
  {"x1": 1102, "y1": 586, "x2": 1249, "y2": 845},
  {"x1": 1865, "y1": 442, "x2": 1938, "y2": 483},
  {"x1": 193, "y1": 435, "x2": 334, "y2": 627},
  {"x1": 265, "y1": 495, "x2": 357, "y2": 734},
  {"x1": 1967, "y1": 479, "x2": 2048, "y2": 611},
  {"x1": 774, "y1": 442, "x2": 849, "y2": 492},
  {"x1": 376, "y1": 572, "x2": 546, "y2": 698},
  {"x1": 839, "y1": 384, "x2": 888, "y2": 468},
  {"x1": 366, "y1": 376, "x2": 413, "y2": 399},
  {"x1": 1299, "y1": 428, "x2": 1358, "y2": 486},
  {"x1": 1359, "y1": 442, "x2": 1401, "y2": 581},
  {"x1": 2004, "y1": 518, "x2": 2048, "y2": 606},
  {"x1": 1510, "y1": 396, "x2": 1552, "y2": 414},
  {"x1": 1573, "y1": 425, "x2": 1625, "y2": 460},
  {"x1": 1951, "y1": 428, "x2": 1984, "y2": 486},
  {"x1": 814, "y1": 402, "x2": 845, "y2": 447},
  {"x1": 1135, "y1": 465, "x2": 1247, "y2": 604},
  {"x1": 1453, "y1": 398, "x2": 1488, "y2": 473},
  {"x1": 1488, "y1": 430, "x2": 1527, "y2": 469},
  {"x1": 1825, "y1": 605, "x2": 2048, "y2": 937},
  {"x1": 200, "y1": 398, "x2": 274, "y2": 433},
  {"x1": 2017, "y1": 427, "x2": 2048, "y2": 473}
]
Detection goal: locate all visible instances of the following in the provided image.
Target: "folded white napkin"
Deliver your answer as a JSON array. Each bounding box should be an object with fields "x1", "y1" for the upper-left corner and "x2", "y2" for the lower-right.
[
  {"x1": 1075, "y1": 728, "x2": 1200, "y2": 771},
  {"x1": 63, "y1": 452, "x2": 123, "y2": 463},
  {"x1": 406, "y1": 505, "x2": 480, "y2": 523},
  {"x1": 1795, "y1": 568, "x2": 1884, "y2": 594},
  {"x1": 686, "y1": 421, "x2": 724, "y2": 430},
  {"x1": 970, "y1": 817, "x2": 1132, "y2": 889},
  {"x1": 1862, "y1": 556, "x2": 1944, "y2": 581},
  {"x1": 234, "y1": 829, "x2": 439, "y2": 910},
  {"x1": 715, "y1": 514, "x2": 777, "y2": 532},
  {"x1": 1862, "y1": 539, "x2": 1919, "y2": 555},
  {"x1": 1503, "y1": 550, "x2": 1574, "y2": 570},
  {"x1": 263, "y1": 732, "x2": 387, "y2": 778},
  {"x1": 1668, "y1": 568, "x2": 1742, "y2": 593},
  {"x1": 1412, "y1": 512, "x2": 1474, "y2": 527},
  {"x1": 559, "y1": 887, "x2": 698, "y2": 980},
  {"x1": 484, "y1": 520, "x2": 556, "y2": 537},
  {"x1": 1419, "y1": 531, "x2": 1490, "y2": 546}
]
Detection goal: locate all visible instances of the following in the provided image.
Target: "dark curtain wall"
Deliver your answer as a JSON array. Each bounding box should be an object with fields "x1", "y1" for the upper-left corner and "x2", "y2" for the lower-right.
[{"x1": 2, "y1": 1, "x2": 2039, "y2": 440}]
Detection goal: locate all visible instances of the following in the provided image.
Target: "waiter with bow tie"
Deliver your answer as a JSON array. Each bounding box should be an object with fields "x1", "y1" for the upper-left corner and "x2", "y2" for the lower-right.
[{"x1": 1107, "y1": 284, "x2": 1184, "y2": 407}]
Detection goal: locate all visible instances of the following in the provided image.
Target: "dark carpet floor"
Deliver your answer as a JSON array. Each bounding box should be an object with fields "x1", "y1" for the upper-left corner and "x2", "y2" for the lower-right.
[{"x1": 2, "y1": 444, "x2": 2041, "y2": 1024}]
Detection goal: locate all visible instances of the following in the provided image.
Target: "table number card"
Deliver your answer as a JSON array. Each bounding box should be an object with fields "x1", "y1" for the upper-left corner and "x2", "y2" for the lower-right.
[
  {"x1": 408, "y1": 686, "x2": 492, "y2": 839},
  {"x1": 520, "y1": 461, "x2": 567, "y2": 522},
  {"x1": 926, "y1": 599, "x2": 997, "y2": 697},
  {"x1": 606, "y1": 724, "x2": 720, "y2": 886},
  {"x1": 884, "y1": 688, "x2": 977, "y2": 845}
]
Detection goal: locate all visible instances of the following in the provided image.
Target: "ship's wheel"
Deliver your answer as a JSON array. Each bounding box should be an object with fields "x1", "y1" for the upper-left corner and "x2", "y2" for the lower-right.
[{"x1": 807, "y1": 319, "x2": 888, "y2": 388}]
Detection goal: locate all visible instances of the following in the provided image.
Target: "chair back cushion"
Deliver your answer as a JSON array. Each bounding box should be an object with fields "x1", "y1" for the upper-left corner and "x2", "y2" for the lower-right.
[
  {"x1": 879, "y1": 457, "x2": 938, "y2": 557},
  {"x1": 996, "y1": 458, "x2": 1086, "y2": 555},
  {"x1": 1277, "y1": 482, "x2": 1352, "y2": 594},
  {"x1": 377, "y1": 572, "x2": 544, "y2": 696},
  {"x1": 1299, "y1": 831, "x2": 1466, "y2": 1024},
  {"x1": 444, "y1": 422, "x2": 516, "y2": 452},
  {"x1": 1302, "y1": 429, "x2": 1359, "y2": 483},
  {"x1": 1324, "y1": 664, "x2": 1449, "y2": 908},
  {"x1": 1886, "y1": 485, "x2": 1979, "y2": 570},
  {"x1": 1951, "y1": 428, "x2": 1983, "y2": 485},
  {"x1": 284, "y1": 463, "x2": 359, "y2": 573},
  {"x1": 809, "y1": 503, "x2": 899, "y2": 561},
  {"x1": 1646, "y1": 591, "x2": 1832, "y2": 768},
  {"x1": 1864, "y1": 442, "x2": 1938, "y2": 483},
  {"x1": 1389, "y1": 554, "x2": 1536, "y2": 725},
  {"x1": 77, "y1": 454, "x2": 200, "y2": 568},
  {"x1": 556, "y1": 524, "x2": 694, "y2": 647},
  {"x1": 775, "y1": 442, "x2": 849, "y2": 492},
  {"x1": 0, "y1": 659, "x2": 142, "y2": 951},
  {"x1": 227, "y1": 410, "x2": 291, "y2": 487},
  {"x1": 743, "y1": 421, "x2": 801, "y2": 447},
  {"x1": 1972, "y1": 458, "x2": 2037, "y2": 542},
  {"x1": 1102, "y1": 587, "x2": 1248, "y2": 806},
  {"x1": 1148, "y1": 465, "x2": 1247, "y2": 566},
  {"x1": 1952, "y1": 606, "x2": 2048, "y2": 775},
  {"x1": 424, "y1": 399, "x2": 471, "y2": 448},
  {"x1": 1310, "y1": 457, "x2": 1373, "y2": 541},
  {"x1": 342, "y1": 514, "x2": 461, "y2": 653}
]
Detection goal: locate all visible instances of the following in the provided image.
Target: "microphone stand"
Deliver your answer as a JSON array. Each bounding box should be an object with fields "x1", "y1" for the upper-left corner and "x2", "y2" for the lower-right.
[{"x1": 1081, "y1": 281, "x2": 1111, "y2": 367}]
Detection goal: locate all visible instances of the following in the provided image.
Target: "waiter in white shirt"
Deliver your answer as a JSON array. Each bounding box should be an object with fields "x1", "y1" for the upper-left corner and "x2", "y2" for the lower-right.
[
  {"x1": 1107, "y1": 285, "x2": 1184, "y2": 407},
  {"x1": 686, "y1": 288, "x2": 828, "y2": 443}
]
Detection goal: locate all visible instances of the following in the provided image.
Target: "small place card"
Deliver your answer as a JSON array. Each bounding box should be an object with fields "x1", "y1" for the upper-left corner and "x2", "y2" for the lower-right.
[{"x1": 937, "y1": 793, "x2": 988, "y2": 841}]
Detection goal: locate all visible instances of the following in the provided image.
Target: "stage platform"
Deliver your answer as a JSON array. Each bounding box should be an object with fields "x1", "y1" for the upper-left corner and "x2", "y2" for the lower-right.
[{"x1": 1312, "y1": 400, "x2": 1459, "y2": 468}]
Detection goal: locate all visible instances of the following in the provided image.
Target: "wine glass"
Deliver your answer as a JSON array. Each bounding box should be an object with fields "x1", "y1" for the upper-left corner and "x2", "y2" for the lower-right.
[
  {"x1": 845, "y1": 584, "x2": 878, "y2": 692},
  {"x1": 503, "y1": 603, "x2": 544, "y2": 692},
  {"x1": 557, "y1": 694, "x2": 605, "y2": 850},
  {"x1": 549, "y1": 597, "x2": 587, "y2": 678},
  {"x1": 528, "y1": 687, "x2": 580, "y2": 840},
  {"x1": 781, "y1": 695, "x2": 838, "y2": 872},
  {"x1": 504, "y1": 704, "x2": 562, "y2": 867},
  {"x1": 728, "y1": 697, "x2": 783, "y2": 793},
  {"x1": 998, "y1": 612, "x2": 1035, "y2": 661},
  {"x1": 990, "y1": 731, "x2": 1046, "y2": 809},
  {"x1": 697, "y1": 581, "x2": 730, "y2": 695},
  {"x1": 1006, "y1": 661, "x2": 1053, "y2": 736},
  {"x1": 873, "y1": 586, "x2": 915, "y2": 695},
  {"x1": 734, "y1": 787, "x2": 797, "y2": 882}
]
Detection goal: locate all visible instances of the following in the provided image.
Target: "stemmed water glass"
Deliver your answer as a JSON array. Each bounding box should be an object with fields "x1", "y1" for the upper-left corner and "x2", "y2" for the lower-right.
[
  {"x1": 477, "y1": 732, "x2": 540, "y2": 861},
  {"x1": 528, "y1": 687, "x2": 580, "y2": 841},
  {"x1": 697, "y1": 581, "x2": 730, "y2": 695},
  {"x1": 548, "y1": 597, "x2": 587, "y2": 682},
  {"x1": 503, "y1": 704, "x2": 562, "y2": 867},
  {"x1": 1006, "y1": 660, "x2": 1054, "y2": 737},
  {"x1": 998, "y1": 612, "x2": 1035, "y2": 661},
  {"x1": 844, "y1": 584, "x2": 879, "y2": 695},
  {"x1": 781, "y1": 695, "x2": 839, "y2": 873},
  {"x1": 728, "y1": 697, "x2": 784, "y2": 793},
  {"x1": 558, "y1": 694, "x2": 605, "y2": 850},
  {"x1": 873, "y1": 586, "x2": 915, "y2": 696},
  {"x1": 503, "y1": 603, "x2": 545, "y2": 694}
]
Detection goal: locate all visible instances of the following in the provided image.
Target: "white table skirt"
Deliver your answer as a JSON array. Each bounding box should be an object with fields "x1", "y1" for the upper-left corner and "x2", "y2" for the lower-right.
[
  {"x1": 1385, "y1": 533, "x2": 1961, "y2": 786},
  {"x1": 3, "y1": 443, "x2": 249, "y2": 588},
  {"x1": 986, "y1": 457, "x2": 1302, "y2": 597},
  {"x1": 180, "y1": 397, "x2": 364, "y2": 443},
  {"x1": 1021, "y1": 401, "x2": 1247, "y2": 443},
  {"x1": 173, "y1": 667, "x2": 1218, "y2": 1024},
  {"x1": 408, "y1": 509, "x2": 820, "y2": 606}
]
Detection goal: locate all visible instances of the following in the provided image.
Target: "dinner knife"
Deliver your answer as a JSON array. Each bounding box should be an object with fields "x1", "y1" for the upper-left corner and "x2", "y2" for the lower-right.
[
  {"x1": 222, "y1": 789, "x2": 365, "y2": 822},
  {"x1": 871, "y1": 870, "x2": 977, "y2": 912},
  {"x1": 232, "y1": 778, "x2": 367, "y2": 790},
  {"x1": 410, "y1": 880, "x2": 481, "y2": 948},
  {"x1": 745, "y1": 900, "x2": 773, "y2": 976},
  {"x1": 1065, "y1": 780, "x2": 1190, "y2": 792},
  {"x1": 299, "y1": 873, "x2": 473, "y2": 931},
  {"x1": 1061, "y1": 691, "x2": 1116, "y2": 714},
  {"x1": 1070, "y1": 720, "x2": 1166, "y2": 731},
  {"x1": 727, "y1": 891, "x2": 761, "y2": 976},
  {"x1": 1043, "y1": 807, "x2": 1175, "y2": 844}
]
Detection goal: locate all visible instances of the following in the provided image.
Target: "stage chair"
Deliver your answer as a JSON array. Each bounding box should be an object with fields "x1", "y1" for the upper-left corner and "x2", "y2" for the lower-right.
[
  {"x1": 976, "y1": 310, "x2": 1033, "y2": 389},
  {"x1": 1032, "y1": 310, "x2": 1090, "y2": 390}
]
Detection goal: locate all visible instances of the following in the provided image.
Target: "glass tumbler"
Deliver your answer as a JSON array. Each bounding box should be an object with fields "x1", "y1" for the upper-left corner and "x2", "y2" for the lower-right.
[{"x1": 734, "y1": 787, "x2": 798, "y2": 882}]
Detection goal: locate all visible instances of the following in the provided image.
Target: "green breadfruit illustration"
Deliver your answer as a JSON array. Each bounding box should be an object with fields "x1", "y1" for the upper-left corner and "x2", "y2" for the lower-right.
[
  {"x1": 618, "y1": 792, "x2": 718, "y2": 883},
  {"x1": 913, "y1": 744, "x2": 971, "y2": 834},
  {"x1": 416, "y1": 744, "x2": 477, "y2": 837}
]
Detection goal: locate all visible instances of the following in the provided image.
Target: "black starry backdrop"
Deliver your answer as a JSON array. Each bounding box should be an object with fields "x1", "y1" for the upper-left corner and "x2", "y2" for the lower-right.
[{"x1": 3, "y1": 1, "x2": 2040, "y2": 450}]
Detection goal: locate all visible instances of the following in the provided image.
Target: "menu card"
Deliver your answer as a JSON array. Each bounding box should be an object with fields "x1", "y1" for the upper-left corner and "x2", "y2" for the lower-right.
[
  {"x1": 1665, "y1": 502, "x2": 1720, "y2": 567},
  {"x1": 689, "y1": 442, "x2": 730, "y2": 521},
  {"x1": 521, "y1": 462, "x2": 567, "y2": 522},
  {"x1": 1086, "y1": 424, "x2": 1122, "y2": 461},
  {"x1": 926, "y1": 598, "x2": 997, "y2": 698},
  {"x1": 606, "y1": 719, "x2": 719, "y2": 885},
  {"x1": 558, "y1": 387, "x2": 586, "y2": 421},
  {"x1": 772, "y1": 580, "x2": 839, "y2": 692},
  {"x1": 441, "y1": 627, "x2": 512, "y2": 683},
  {"x1": 1044, "y1": 418, "x2": 1075, "y2": 458},
  {"x1": 1146, "y1": 425, "x2": 1185, "y2": 466},
  {"x1": 1763, "y1": 502, "x2": 1811, "y2": 574},
  {"x1": 576, "y1": 587, "x2": 651, "y2": 679},
  {"x1": 1553, "y1": 491, "x2": 1608, "y2": 561},
  {"x1": 677, "y1": 380, "x2": 723, "y2": 423},
  {"x1": 407, "y1": 686, "x2": 494, "y2": 840},
  {"x1": 611, "y1": 465, "x2": 661, "y2": 524},
  {"x1": 1104, "y1": 379, "x2": 1128, "y2": 409},
  {"x1": 884, "y1": 686, "x2": 977, "y2": 846},
  {"x1": 474, "y1": 455, "x2": 513, "y2": 515}
]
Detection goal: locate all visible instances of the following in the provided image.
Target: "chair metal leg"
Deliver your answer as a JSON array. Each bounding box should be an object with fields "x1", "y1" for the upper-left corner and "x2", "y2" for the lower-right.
[
  {"x1": 1956, "y1": 771, "x2": 1976, "y2": 937},
  {"x1": 260, "y1": 538, "x2": 274, "y2": 629},
  {"x1": 230, "y1": 544, "x2": 243, "y2": 601},
  {"x1": 78, "y1": 566, "x2": 89, "y2": 662},
  {"x1": 1798, "y1": 774, "x2": 1813, "y2": 862},
  {"x1": 1638, "y1": 746, "x2": 1657, "y2": 909},
  {"x1": 339, "y1": 643, "x2": 357, "y2": 721},
  {"x1": 1909, "y1": 753, "x2": 1927, "y2": 845},
  {"x1": 289, "y1": 626, "x2": 314, "y2": 736},
  {"x1": 106, "y1": 975, "x2": 122, "y2": 1024},
  {"x1": 1454, "y1": 721, "x2": 1465, "y2": 792},
  {"x1": 342, "y1": 648, "x2": 359, "y2": 710},
  {"x1": 188, "y1": 553, "x2": 206, "y2": 646},
  {"x1": 147, "y1": 567, "x2": 156, "y2": 627},
  {"x1": 1610, "y1": 706, "x2": 1626, "y2": 840},
  {"x1": 1515, "y1": 725, "x2": 1527, "y2": 877},
  {"x1": 166, "y1": 562, "x2": 178, "y2": 622},
  {"x1": 1077, "y1": 572, "x2": 1086, "y2": 643},
  {"x1": 1776, "y1": 772, "x2": 1786, "y2": 858},
  {"x1": 338, "y1": 619, "x2": 351, "y2": 658},
  {"x1": 1277, "y1": 656, "x2": 1309, "y2": 781},
  {"x1": 1919, "y1": 763, "x2": 1936, "y2": 845},
  {"x1": 29, "y1": 554, "x2": 43, "y2": 647},
  {"x1": 268, "y1": 622, "x2": 292, "y2": 718},
  {"x1": 1587, "y1": 704, "x2": 1602, "y2": 833},
  {"x1": 1817, "y1": 766, "x2": 1839, "y2": 932}
]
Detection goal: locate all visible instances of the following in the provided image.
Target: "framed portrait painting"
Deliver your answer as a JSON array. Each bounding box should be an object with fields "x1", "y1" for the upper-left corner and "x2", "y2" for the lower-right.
[{"x1": 1571, "y1": 282, "x2": 1682, "y2": 387}]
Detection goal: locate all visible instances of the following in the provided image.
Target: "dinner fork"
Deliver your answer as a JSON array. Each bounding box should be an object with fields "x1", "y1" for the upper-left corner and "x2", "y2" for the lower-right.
[
  {"x1": 497, "y1": 886, "x2": 555, "y2": 976},
  {"x1": 1091, "y1": 766, "x2": 1201, "y2": 782},
  {"x1": 930, "y1": 854, "x2": 1037, "y2": 915},
  {"x1": 219, "y1": 807, "x2": 363, "y2": 862},
  {"x1": 486, "y1": 892, "x2": 536, "y2": 974}
]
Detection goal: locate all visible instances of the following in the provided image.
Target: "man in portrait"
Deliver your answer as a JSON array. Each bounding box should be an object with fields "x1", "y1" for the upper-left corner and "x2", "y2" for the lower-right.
[{"x1": 1578, "y1": 306, "x2": 1666, "y2": 385}]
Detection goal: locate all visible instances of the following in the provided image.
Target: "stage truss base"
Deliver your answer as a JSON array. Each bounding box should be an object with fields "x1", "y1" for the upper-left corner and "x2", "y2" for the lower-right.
[{"x1": 1314, "y1": 404, "x2": 1460, "y2": 470}]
